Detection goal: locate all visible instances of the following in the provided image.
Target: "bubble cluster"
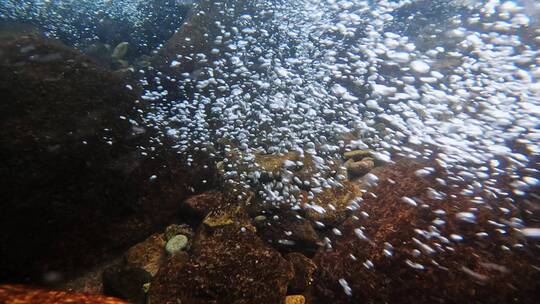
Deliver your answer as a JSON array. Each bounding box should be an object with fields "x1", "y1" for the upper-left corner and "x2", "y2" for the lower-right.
[{"x1": 141, "y1": 0, "x2": 538, "y2": 205}]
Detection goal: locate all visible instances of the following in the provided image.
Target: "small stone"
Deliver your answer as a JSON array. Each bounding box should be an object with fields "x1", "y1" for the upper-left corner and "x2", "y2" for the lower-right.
[
  {"x1": 343, "y1": 149, "x2": 373, "y2": 161},
  {"x1": 111, "y1": 42, "x2": 129, "y2": 59},
  {"x1": 285, "y1": 295, "x2": 305, "y2": 304},
  {"x1": 165, "y1": 235, "x2": 189, "y2": 255},
  {"x1": 254, "y1": 215, "x2": 267, "y2": 222},
  {"x1": 142, "y1": 283, "x2": 151, "y2": 294},
  {"x1": 346, "y1": 157, "x2": 375, "y2": 178}
]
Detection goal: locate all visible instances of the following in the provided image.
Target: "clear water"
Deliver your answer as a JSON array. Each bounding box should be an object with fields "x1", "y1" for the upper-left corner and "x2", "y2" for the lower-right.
[{"x1": 1, "y1": 0, "x2": 539, "y2": 302}]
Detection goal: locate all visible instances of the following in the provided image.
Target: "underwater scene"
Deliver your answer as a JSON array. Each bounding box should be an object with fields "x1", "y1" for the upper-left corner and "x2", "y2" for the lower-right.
[{"x1": 0, "y1": 0, "x2": 539, "y2": 303}]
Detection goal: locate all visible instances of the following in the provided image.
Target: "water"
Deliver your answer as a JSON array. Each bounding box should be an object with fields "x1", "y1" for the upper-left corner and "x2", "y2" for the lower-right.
[{"x1": 0, "y1": 0, "x2": 539, "y2": 303}]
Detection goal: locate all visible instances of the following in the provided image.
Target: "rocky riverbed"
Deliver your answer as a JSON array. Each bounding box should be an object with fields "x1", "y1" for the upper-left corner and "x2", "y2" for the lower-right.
[{"x1": 1, "y1": 0, "x2": 539, "y2": 303}]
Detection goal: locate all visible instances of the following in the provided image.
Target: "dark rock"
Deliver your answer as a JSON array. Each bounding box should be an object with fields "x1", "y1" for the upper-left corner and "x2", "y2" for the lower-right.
[
  {"x1": 312, "y1": 160, "x2": 540, "y2": 304},
  {"x1": 150, "y1": 224, "x2": 294, "y2": 304},
  {"x1": 0, "y1": 32, "x2": 193, "y2": 284},
  {"x1": 102, "y1": 266, "x2": 151, "y2": 304},
  {"x1": 183, "y1": 190, "x2": 224, "y2": 218},
  {"x1": 286, "y1": 253, "x2": 317, "y2": 293},
  {"x1": 254, "y1": 210, "x2": 321, "y2": 255},
  {"x1": 345, "y1": 157, "x2": 375, "y2": 178}
]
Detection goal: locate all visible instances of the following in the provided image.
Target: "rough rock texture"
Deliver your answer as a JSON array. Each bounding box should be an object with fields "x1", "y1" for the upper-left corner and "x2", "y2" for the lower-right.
[
  {"x1": 286, "y1": 253, "x2": 317, "y2": 293},
  {"x1": 313, "y1": 160, "x2": 540, "y2": 304},
  {"x1": 183, "y1": 190, "x2": 224, "y2": 218},
  {"x1": 0, "y1": 32, "x2": 209, "y2": 284},
  {"x1": 285, "y1": 295, "x2": 306, "y2": 304},
  {"x1": 124, "y1": 233, "x2": 167, "y2": 277},
  {"x1": 164, "y1": 223, "x2": 194, "y2": 241},
  {"x1": 302, "y1": 180, "x2": 363, "y2": 227},
  {"x1": 254, "y1": 210, "x2": 321, "y2": 255},
  {"x1": 150, "y1": 224, "x2": 294, "y2": 304},
  {"x1": 0, "y1": 284, "x2": 128, "y2": 304}
]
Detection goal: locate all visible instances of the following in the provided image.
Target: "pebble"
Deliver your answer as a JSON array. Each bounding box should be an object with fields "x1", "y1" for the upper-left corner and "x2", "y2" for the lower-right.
[
  {"x1": 284, "y1": 295, "x2": 305, "y2": 304},
  {"x1": 165, "y1": 235, "x2": 189, "y2": 255}
]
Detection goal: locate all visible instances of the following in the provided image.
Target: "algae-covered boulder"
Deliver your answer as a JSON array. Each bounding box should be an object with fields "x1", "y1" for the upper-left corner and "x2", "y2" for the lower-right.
[
  {"x1": 150, "y1": 224, "x2": 294, "y2": 304},
  {"x1": 0, "y1": 32, "x2": 193, "y2": 284},
  {"x1": 313, "y1": 160, "x2": 540, "y2": 303}
]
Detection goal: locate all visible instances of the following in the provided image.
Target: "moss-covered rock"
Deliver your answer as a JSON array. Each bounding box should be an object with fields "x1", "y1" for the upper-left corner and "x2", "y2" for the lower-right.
[
  {"x1": 150, "y1": 224, "x2": 294, "y2": 304},
  {"x1": 312, "y1": 160, "x2": 540, "y2": 303}
]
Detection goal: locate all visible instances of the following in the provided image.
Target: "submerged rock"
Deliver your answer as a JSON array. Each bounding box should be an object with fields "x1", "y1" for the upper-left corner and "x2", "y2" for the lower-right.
[
  {"x1": 254, "y1": 210, "x2": 321, "y2": 255},
  {"x1": 165, "y1": 235, "x2": 189, "y2": 255},
  {"x1": 124, "y1": 233, "x2": 167, "y2": 277},
  {"x1": 111, "y1": 42, "x2": 129, "y2": 59},
  {"x1": 345, "y1": 157, "x2": 375, "y2": 178},
  {"x1": 285, "y1": 295, "x2": 306, "y2": 304},
  {"x1": 302, "y1": 180, "x2": 364, "y2": 227},
  {"x1": 150, "y1": 224, "x2": 294, "y2": 304},
  {"x1": 0, "y1": 32, "x2": 191, "y2": 283},
  {"x1": 183, "y1": 190, "x2": 224, "y2": 218},
  {"x1": 313, "y1": 160, "x2": 540, "y2": 303},
  {"x1": 102, "y1": 267, "x2": 151, "y2": 304},
  {"x1": 285, "y1": 253, "x2": 317, "y2": 293},
  {"x1": 164, "y1": 223, "x2": 194, "y2": 241},
  {"x1": 343, "y1": 150, "x2": 373, "y2": 161}
]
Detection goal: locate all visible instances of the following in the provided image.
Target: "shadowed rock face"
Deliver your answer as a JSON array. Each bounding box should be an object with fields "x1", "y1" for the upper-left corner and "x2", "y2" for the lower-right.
[
  {"x1": 312, "y1": 160, "x2": 540, "y2": 304},
  {"x1": 150, "y1": 224, "x2": 294, "y2": 304},
  {"x1": 0, "y1": 32, "x2": 210, "y2": 284}
]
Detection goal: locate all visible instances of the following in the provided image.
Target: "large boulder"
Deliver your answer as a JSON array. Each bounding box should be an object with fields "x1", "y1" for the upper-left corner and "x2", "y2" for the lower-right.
[
  {"x1": 0, "y1": 32, "x2": 209, "y2": 284},
  {"x1": 149, "y1": 224, "x2": 294, "y2": 304},
  {"x1": 312, "y1": 160, "x2": 540, "y2": 303}
]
